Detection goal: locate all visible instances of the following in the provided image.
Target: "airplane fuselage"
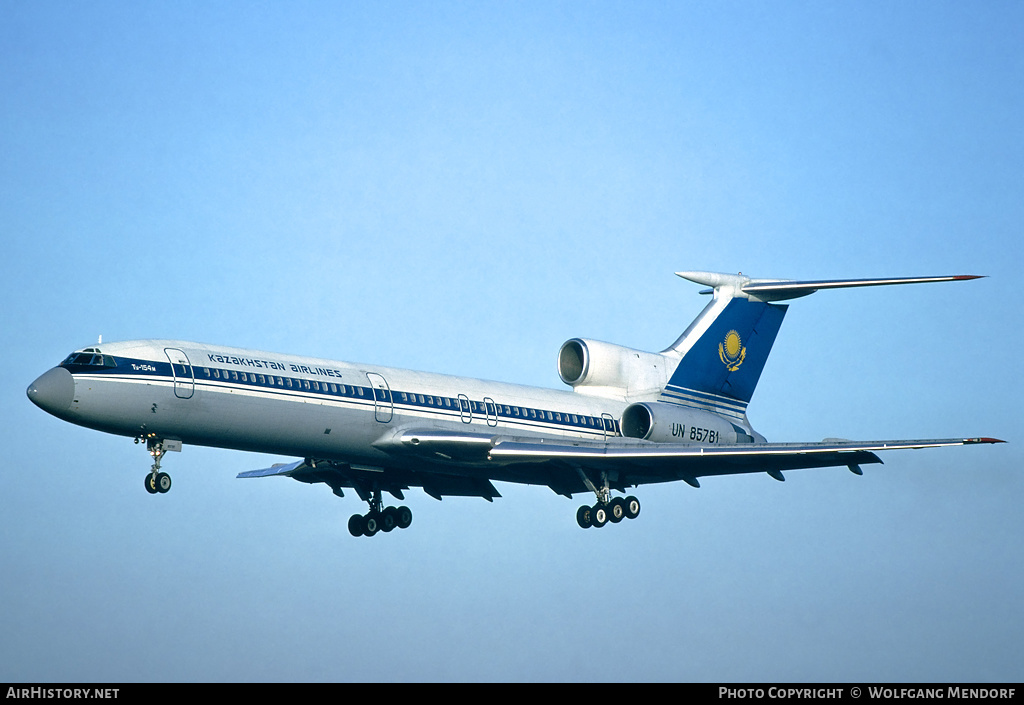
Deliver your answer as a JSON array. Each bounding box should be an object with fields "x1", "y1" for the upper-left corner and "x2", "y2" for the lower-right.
[{"x1": 33, "y1": 339, "x2": 750, "y2": 481}]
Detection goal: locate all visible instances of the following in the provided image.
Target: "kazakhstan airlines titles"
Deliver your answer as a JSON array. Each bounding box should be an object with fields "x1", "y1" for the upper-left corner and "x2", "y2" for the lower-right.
[{"x1": 206, "y1": 353, "x2": 345, "y2": 379}]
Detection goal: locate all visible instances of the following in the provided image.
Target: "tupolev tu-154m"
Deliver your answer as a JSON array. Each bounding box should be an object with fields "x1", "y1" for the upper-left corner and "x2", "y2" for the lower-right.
[{"x1": 27, "y1": 270, "x2": 1003, "y2": 537}]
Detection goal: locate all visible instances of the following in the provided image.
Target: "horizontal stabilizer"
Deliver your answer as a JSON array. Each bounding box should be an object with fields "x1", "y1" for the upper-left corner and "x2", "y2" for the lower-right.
[
  {"x1": 677, "y1": 271, "x2": 984, "y2": 301},
  {"x1": 741, "y1": 275, "x2": 984, "y2": 300}
]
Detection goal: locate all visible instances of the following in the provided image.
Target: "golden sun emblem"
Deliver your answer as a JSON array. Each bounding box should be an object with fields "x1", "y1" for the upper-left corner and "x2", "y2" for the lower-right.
[{"x1": 718, "y1": 330, "x2": 746, "y2": 371}]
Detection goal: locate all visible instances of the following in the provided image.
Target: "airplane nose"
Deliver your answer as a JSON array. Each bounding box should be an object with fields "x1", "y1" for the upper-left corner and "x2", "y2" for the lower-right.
[{"x1": 27, "y1": 367, "x2": 75, "y2": 416}]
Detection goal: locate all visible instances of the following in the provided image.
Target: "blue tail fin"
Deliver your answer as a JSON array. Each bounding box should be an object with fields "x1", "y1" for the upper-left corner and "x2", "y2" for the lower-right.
[{"x1": 660, "y1": 294, "x2": 787, "y2": 419}]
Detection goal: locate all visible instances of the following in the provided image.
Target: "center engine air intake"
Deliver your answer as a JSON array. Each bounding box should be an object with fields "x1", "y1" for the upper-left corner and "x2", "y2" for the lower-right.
[
  {"x1": 557, "y1": 338, "x2": 671, "y2": 396},
  {"x1": 557, "y1": 339, "x2": 590, "y2": 386}
]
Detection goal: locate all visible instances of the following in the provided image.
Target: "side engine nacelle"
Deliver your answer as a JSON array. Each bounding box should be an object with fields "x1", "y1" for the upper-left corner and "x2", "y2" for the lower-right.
[
  {"x1": 620, "y1": 401, "x2": 757, "y2": 444},
  {"x1": 557, "y1": 338, "x2": 670, "y2": 397}
]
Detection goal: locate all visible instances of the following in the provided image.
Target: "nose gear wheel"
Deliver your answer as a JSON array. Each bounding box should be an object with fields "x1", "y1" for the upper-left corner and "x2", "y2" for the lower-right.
[{"x1": 139, "y1": 435, "x2": 173, "y2": 495}]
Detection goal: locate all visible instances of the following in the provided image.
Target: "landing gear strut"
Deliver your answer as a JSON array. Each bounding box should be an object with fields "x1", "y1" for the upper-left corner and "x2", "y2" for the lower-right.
[
  {"x1": 138, "y1": 434, "x2": 172, "y2": 495},
  {"x1": 574, "y1": 468, "x2": 640, "y2": 529},
  {"x1": 348, "y1": 488, "x2": 412, "y2": 537}
]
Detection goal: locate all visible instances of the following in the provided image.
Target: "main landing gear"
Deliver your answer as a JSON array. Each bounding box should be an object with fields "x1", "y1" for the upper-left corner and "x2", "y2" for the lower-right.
[
  {"x1": 574, "y1": 467, "x2": 640, "y2": 529},
  {"x1": 576, "y1": 495, "x2": 641, "y2": 529},
  {"x1": 348, "y1": 489, "x2": 413, "y2": 537},
  {"x1": 137, "y1": 434, "x2": 172, "y2": 495}
]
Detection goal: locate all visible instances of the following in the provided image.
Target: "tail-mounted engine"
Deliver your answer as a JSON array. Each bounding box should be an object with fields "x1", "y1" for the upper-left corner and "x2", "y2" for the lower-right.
[
  {"x1": 557, "y1": 338, "x2": 671, "y2": 398},
  {"x1": 620, "y1": 401, "x2": 755, "y2": 444}
]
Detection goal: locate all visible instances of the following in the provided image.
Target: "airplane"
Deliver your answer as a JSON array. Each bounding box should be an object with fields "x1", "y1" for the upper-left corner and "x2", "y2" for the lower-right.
[{"x1": 26, "y1": 270, "x2": 1003, "y2": 537}]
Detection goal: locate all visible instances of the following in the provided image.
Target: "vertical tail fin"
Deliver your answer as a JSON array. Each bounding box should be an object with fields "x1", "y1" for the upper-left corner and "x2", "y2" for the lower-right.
[{"x1": 659, "y1": 277, "x2": 787, "y2": 418}]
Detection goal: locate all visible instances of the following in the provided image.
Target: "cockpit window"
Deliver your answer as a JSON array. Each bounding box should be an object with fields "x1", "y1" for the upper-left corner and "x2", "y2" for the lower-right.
[{"x1": 61, "y1": 352, "x2": 117, "y2": 368}]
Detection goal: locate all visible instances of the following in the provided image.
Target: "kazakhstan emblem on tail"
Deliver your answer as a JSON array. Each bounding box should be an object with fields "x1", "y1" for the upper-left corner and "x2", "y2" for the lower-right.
[{"x1": 719, "y1": 330, "x2": 746, "y2": 371}]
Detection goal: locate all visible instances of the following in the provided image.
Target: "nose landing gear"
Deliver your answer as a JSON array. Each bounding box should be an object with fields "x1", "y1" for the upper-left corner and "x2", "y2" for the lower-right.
[{"x1": 137, "y1": 433, "x2": 176, "y2": 495}]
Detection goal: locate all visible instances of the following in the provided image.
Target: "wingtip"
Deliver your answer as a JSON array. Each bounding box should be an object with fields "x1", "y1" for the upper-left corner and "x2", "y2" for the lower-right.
[{"x1": 967, "y1": 437, "x2": 1006, "y2": 444}]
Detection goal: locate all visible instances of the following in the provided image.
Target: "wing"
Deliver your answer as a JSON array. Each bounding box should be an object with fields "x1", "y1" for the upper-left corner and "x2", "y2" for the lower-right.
[
  {"x1": 238, "y1": 430, "x2": 1002, "y2": 499},
  {"x1": 237, "y1": 453, "x2": 502, "y2": 502},
  {"x1": 488, "y1": 435, "x2": 1003, "y2": 487}
]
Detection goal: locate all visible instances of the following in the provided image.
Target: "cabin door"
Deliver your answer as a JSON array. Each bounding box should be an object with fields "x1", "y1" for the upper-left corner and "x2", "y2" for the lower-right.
[
  {"x1": 366, "y1": 372, "x2": 393, "y2": 423},
  {"x1": 164, "y1": 348, "x2": 194, "y2": 399}
]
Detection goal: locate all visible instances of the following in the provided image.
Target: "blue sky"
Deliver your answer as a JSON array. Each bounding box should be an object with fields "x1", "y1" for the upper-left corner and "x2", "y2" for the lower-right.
[{"x1": 2, "y1": 0, "x2": 1021, "y2": 682}]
